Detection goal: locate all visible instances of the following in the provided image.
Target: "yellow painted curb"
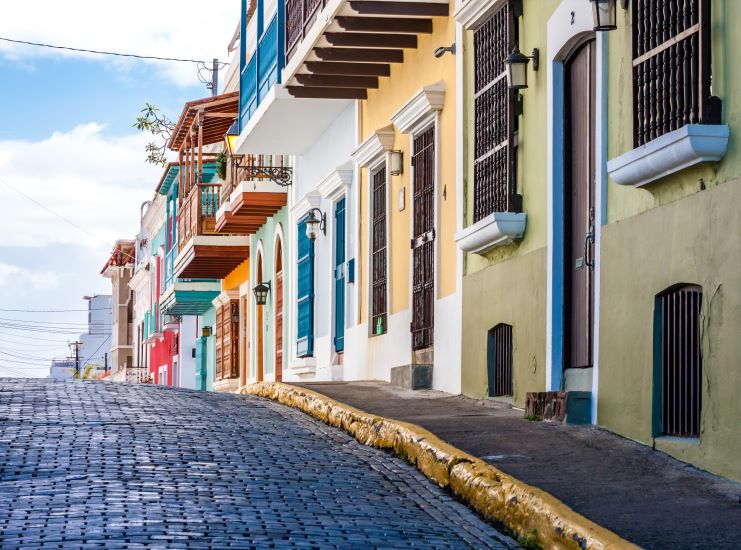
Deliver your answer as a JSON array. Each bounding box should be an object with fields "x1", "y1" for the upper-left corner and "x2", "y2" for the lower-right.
[{"x1": 237, "y1": 382, "x2": 639, "y2": 550}]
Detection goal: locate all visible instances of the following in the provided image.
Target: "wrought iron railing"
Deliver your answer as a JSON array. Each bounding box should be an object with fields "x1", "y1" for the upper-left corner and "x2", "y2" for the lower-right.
[{"x1": 286, "y1": 0, "x2": 326, "y2": 61}]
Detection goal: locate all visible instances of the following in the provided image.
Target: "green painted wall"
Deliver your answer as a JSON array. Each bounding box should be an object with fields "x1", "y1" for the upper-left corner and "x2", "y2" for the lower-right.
[
  {"x1": 250, "y1": 206, "x2": 288, "y2": 378},
  {"x1": 599, "y1": 179, "x2": 741, "y2": 481},
  {"x1": 599, "y1": 2, "x2": 741, "y2": 480},
  {"x1": 462, "y1": 248, "x2": 547, "y2": 405},
  {"x1": 460, "y1": 1, "x2": 557, "y2": 400}
]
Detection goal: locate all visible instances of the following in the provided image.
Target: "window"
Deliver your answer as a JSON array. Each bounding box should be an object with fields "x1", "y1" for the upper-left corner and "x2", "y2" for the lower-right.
[
  {"x1": 371, "y1": 166, "x2": 388, "y2": 335},
  {"x1": 487, "y1": 324, "x2": 513, "y2": 397},
  {"x1": 655, "y1": 285, "x2": 702, "y2": 438},
  {"x1": 632, "y1": 0, "x2": 718, "y2": 147},
  {"x1": 473, "y1": 1, "x2": 520, "y2": 221},
  {"x1": 296, "y1": 215, "x2": 315, "y2": 357}
]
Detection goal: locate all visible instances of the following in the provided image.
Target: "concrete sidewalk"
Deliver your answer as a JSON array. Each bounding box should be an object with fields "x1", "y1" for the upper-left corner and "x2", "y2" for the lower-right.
[{"x1": 295, "y1": 381, "x2": 741, "y2": 549}]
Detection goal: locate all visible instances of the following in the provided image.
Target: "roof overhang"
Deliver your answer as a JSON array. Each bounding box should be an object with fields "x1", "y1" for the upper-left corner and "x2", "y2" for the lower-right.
[
  {"x1": 173, "y1": 235, "x2": 250, "y2": 279},
  {"x1": 168, "y1": 92, "x2": 239, "y2": 151}
]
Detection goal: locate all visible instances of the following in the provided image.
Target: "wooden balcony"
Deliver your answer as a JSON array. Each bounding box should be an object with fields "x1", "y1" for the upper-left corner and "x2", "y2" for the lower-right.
[
  {"x1": 174, "y1": 183, "x2": 249, "y2": 279},
  {"x1": 168, "y1": 92, "x2": 249, "y2": 281},
  {"x1": 283, "y1": 0, "x2": 449, "y2": 99},
  {"x1": 215, "y1": 156, "x2": 289, "y2": 235}
]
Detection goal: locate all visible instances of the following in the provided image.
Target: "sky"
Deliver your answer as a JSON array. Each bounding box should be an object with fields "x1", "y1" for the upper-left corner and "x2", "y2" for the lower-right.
[{"x1": 0, "y1": 1, "x2": 240, "y2": 377}]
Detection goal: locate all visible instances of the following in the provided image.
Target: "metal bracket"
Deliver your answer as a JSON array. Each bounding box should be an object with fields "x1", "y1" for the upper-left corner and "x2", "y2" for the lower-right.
[{"x1": 239, "y1": 165, "x2": 293, "y2": 187}]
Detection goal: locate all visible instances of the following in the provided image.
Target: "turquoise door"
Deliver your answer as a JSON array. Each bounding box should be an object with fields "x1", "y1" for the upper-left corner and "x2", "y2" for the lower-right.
[
  {"x1": 334, "y1": 198, "x2": 346, "y2": 352},
  {"x1": 297, "y1": 215, "x2": 314, "y2": 357},
  {"x1": 195, "y1": 336, "x2": 207, "y2": 391}
]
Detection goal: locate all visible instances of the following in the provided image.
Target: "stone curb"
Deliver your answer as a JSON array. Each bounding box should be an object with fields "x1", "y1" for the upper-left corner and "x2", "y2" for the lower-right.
[{"x1": 237, "y1": 382, "x2": 639, "y2": 550}]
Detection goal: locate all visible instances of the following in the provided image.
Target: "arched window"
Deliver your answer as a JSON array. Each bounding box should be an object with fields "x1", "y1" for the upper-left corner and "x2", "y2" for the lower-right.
[{"x1": 655, "y1": 284, "x2": 702, "y2": 438}]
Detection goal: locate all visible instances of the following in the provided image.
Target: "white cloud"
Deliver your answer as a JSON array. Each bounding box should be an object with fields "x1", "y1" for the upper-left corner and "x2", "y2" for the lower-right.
[
  {"x1": 0, "y1": 262, "x2": 61, "y2": 290},
  {"x1": 0, "y1": 124, "x2": 162, "y2": 248},
  {"x1": 0, "y1": 0, "x2": 240, "y2": 86}
]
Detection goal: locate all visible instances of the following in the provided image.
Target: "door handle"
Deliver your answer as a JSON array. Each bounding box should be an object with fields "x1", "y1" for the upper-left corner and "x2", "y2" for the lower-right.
[{"x1": 584, "y1": 227, "x2": 595, "y2": 271}]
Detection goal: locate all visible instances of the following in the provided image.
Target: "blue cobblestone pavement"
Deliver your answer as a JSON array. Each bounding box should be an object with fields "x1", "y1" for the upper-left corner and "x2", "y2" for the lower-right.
[{"x1": 0, "y1": 379, "x2": 517, "y2": 549}]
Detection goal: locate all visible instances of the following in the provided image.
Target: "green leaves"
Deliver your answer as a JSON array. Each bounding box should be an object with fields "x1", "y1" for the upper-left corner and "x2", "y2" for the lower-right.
[{"x1": 133, "y1": 103, "x2": 175, "y2": 167}]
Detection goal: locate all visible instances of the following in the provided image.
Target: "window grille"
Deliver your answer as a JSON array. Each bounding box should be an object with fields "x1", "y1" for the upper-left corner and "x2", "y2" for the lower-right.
[
  {"x1": 657, "y1": 285, "x2": 702, "y2": 438},
  {"x1": 371, "y1": 166, "x2": 388, "y2": 335},
  {"x1": 632, "y1": 0, "x2": 718, "y2": 147},
  {"x1": 473, "y1": 1, "x2": 519, "y2": 221},
  {"x1": 488, "y1": 324, "x2": 513, "y2": 397}
]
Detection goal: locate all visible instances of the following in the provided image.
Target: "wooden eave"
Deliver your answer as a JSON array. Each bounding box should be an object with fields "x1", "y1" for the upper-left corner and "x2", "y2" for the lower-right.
[
  {"x1": 168, "y1": 92, "x2": 239, "y2": 151},
  {"x1": 286, "y1": 0, "x2": 449, "y2": 100},
  {"x1": 173, "y1": 244, "x2": 250, "y2": 279}
]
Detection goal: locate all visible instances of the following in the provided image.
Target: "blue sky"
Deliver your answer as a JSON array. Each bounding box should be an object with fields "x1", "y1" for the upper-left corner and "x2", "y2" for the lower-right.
[{"x1": 0, "y1": 1, "x2": 239, "y2": 376}]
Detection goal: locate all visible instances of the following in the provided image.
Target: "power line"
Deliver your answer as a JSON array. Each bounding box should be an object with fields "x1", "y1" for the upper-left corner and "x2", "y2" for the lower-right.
[
  {"x1": 0, "y1": 317, "x2": 94, "y2": 326},
  {"x1": 0, "y1": 307, "x2": 111, "y2": 313},
  {"x1": 0, "y1": 177, "x2": 137, "y2": 263},
  {"x1": 0, "y1": 36, "x2": 229, "y2": 66}
]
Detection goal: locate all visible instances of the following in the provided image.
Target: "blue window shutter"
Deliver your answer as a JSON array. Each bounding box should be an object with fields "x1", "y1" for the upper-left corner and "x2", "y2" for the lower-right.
[
  {"x1": 296, "y1": 215, "x2": 314, "y2": 356},
  {"x1": 334, "y1": 199, "x2": 346, "y2": 352}
]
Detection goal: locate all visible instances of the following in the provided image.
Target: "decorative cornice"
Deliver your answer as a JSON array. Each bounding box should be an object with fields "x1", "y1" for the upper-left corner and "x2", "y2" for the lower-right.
[
  {"x1": 391, "y1": 82, "x2": 445, "y2": 135},
  {"x1": 454, "y1": 0, "x2": 506, "y2": 30},
  {"x1": 352, "y1": 124, "x2": 395, "y2": 168},
  {"x1": 607, "y1": 124, "x2": 729, "y2": 187},
  {"x1": 317, "y1": 162, "x2": 354, "y2": 201},
  {"x1": 291, "y1": 191, "x2": 322, "y2": 216}
]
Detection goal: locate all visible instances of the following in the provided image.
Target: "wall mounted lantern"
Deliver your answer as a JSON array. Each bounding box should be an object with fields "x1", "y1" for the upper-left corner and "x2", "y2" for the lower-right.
[
  {"x1": 433, "y1": 43, "x2": 456, "y2": 58},
  {"x1": 253, "y1": 281, "x2": 271, "y2": 306},
  {"x1": 506, "y1": 45, "x2": 539, "y2": 90},
  {"x1": 390, "y1": 150, "x2": 404, "y2": 176},
  {"x1": 202, "y1": 325, "x2": 212, "y2": 338},
  {"x1": 224, "y1": 119, "x2": 240, "y2": 157},
  {"x1": 305, "y1": 208, "x2": 326, "y2": 241},
  {"x1": 591, "y1": 0, "x2": 618, "y2": 31}
]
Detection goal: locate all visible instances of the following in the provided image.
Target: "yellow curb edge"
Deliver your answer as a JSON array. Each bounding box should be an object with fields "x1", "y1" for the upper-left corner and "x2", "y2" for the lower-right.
[{"x1": 237, "y1": 381, "x2": 640, "y2": 550}]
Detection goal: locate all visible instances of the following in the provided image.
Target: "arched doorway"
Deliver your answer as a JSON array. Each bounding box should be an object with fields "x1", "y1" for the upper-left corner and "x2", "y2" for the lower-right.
[
  {"x1": 563, "y1": 38, "x2": 596, "y2": 377},
  {"x1": 274, "y1": 238, "x2": 283, "y2": 382},
  {"x1": 256, "y1": 249, "x2": 264, "y2": 382}
]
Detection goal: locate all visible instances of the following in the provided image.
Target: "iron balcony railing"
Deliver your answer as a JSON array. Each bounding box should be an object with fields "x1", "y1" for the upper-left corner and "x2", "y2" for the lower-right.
[{"x1": 286, "y1": 0, "x2": 326, "y2": 61}]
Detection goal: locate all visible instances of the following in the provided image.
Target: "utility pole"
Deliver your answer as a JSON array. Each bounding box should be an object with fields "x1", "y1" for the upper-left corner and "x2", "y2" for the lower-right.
[
  {"x1": 70, "y1": 341, "x2": 82, "y2": 379},
  {"x1": 211, "y1": 58, "x2": 219, "y2": 96}
]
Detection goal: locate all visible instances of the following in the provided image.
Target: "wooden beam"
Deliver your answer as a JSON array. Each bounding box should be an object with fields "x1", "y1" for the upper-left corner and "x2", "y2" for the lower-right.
[
  {"x1": 294, "y1": 74, "x2": 379, "y2": 88},
  {"x1": 286, "y1": 86, "x2": 368, "y2": 100},
  {"x1": 349, "y1": 1, "x2": 448, "y2": 17},
  {"x1": 314, "y1": 47, "x2": 403, "y2": 63},
  {"x1": 305, "y1": 61, "x2": 391, "y2": 76},
  {"x1": 336, "y1": 16, "x2": 433, "y2": 33},
  {"x1": 324, "y1": 32, "x2": 418, "y2": 49}
]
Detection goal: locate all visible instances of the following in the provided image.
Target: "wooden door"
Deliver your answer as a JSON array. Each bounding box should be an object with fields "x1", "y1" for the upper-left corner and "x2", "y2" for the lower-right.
[
  {"x1": 564, "y1": 39, "x2": 596, "y2": 370},
  {"x1": 411, "y1": 127, "x2": 435, "y2": 351},
  {"x1": 215, "y1": 305, "x2": 224, "y2": 379},
  {"x1": 229, "y1": 300, "x2": 239, "y2": 378},
  {"x1": 275, "y1": 241, "x2": 284, "y2": 382}
]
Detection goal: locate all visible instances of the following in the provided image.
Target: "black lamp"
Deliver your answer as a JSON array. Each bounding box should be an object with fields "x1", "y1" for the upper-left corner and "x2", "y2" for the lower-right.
[
  {"x1": 253, "y1": 281, "x2": 271, "y2": 306},
  {"x1": 505, "y1": 45, "x2": 539, "y2": 90},
  {"x1": 591, "y1": 0, "x2": 618, "y2": 31},
  {"x1": 305, "y1": 208, "x2": 326, "y2": 241}
]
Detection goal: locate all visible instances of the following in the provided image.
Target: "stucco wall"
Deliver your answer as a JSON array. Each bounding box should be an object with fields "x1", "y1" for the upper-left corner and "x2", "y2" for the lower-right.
[
  {"x1": 462, "y1": 248, "x2": 547, "y2": 405},
  {"x1": 598, "y1": 179, "x2": 741, "y2": 481},
  {"x1": 250, "y1": 206, "x2": 288, "y2": 380}
]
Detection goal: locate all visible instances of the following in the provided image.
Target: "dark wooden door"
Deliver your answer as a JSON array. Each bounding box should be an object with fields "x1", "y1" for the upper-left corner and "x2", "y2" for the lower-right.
[
  {"x1": 411, "y1": 127, "x2": 435, "y2": 351},
  {"x1": 564, "y1": 39, "x2": 596, "y2": 370}
]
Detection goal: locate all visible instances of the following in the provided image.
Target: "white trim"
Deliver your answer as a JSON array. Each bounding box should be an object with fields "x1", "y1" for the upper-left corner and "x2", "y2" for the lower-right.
[
  {"x1": 290, "y1": 191, "x2": 322, "y2": 216},
  {"x1": 317, "y1": 162, "x2": 354, "y2": 201},
  {"x1": 607, "y1": 124, "x2": 730, "y2": 187},
  {"x1": 455, "y1": 0, "x2": 506, "y2": 29},
  {"x1": 273, "y1": 225, "x2": 285, "y2": 379},
  {"x1": 455, "y1": 212, "x2": 527, "y2": 254},
  {"x1": 352, "y1": 125, "x2": 395, "y2": 167},
  {"x1": 391, "y1": 82, "x2": 446, "y2": 135}
]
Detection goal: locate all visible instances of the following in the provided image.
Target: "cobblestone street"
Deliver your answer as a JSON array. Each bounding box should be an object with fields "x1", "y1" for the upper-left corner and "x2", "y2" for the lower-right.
[{"x1": 0, "y1": 379, "x2": 516, "y2": 549}]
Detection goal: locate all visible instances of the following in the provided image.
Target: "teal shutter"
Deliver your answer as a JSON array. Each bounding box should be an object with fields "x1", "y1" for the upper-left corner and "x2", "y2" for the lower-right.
[
  {"x1": 334, "y1": 198, "x2": 346, "y2": 352},
  {"x1": 296, "y1": 215, "x2": 314, "y2": 356}
]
